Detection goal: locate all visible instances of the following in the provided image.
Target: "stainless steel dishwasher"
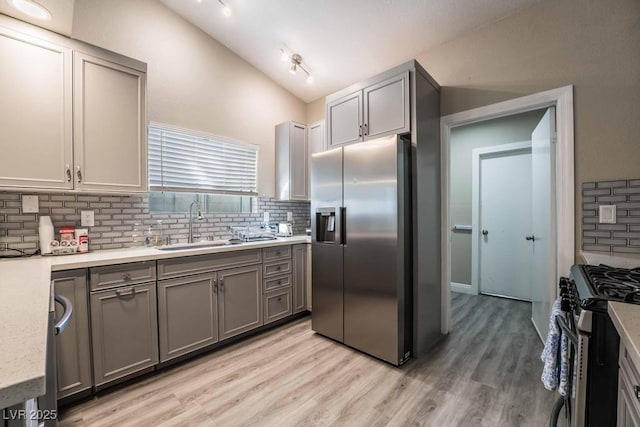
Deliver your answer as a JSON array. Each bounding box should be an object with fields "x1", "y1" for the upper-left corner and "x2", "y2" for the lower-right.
[{"x1": 37, "y1": 281, "x2": 73, "y2": 426}]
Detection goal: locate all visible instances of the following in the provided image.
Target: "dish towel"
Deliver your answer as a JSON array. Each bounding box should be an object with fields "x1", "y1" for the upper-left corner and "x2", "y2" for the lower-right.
[{"x1": 541, "y1": 298, "x2": 572, "y2": 397}]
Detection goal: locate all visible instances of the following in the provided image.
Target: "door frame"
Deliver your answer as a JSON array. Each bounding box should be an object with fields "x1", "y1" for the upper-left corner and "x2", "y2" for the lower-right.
[
  {"x1": 469, "y1": 141, "x2": 532, "y2": 297},
  {"x1": 440, "y1": 85, "x2": 574, "y2": 334}
]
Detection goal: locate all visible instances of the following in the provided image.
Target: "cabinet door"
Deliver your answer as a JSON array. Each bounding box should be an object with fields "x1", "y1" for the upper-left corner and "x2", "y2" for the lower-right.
[
  {"x1": 363, "y1": 71, "x2": 410, "y2": 140},
  {"x1": 618, "y1": 370, "x2": 640, "y2": 427},
  {"x1": 0, "y1": 28, "x2": 72, "y2": 190},
  {"x1": 157, "y1": 273, "x2": 218, "y2": 362},
  {"x1": 90, "y1": 283, "x2": 158, "y2": 387},
  {"x1": 292, "y1": 244, "x2": 307, "y2": 313},
  {"x1": 218, "y1": 265, "x2": 263, "y2": 340},
  {"x1": 289, "y1": 122, "x2": 309, "y2": 200},
  {"x1": 52, "y1": 270, "x2": 92, "y2": 399},
  {"x1": 73, "y1": 52, "x2": 147, "y2": 193},
  {"x1": 327, "y1": 91, "x2": 362, "y2": 148},
  {"x1": 308, "y1": 120, "x2": 326, "y2": 155}
]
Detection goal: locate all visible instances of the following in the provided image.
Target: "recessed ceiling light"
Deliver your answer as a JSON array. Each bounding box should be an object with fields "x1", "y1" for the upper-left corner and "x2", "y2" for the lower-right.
[{"x1": 8, "y1": 0, "x2": 51, "y2": 20}]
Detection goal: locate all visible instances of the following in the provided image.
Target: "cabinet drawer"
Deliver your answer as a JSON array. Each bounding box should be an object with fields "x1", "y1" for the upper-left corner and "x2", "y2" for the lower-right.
[
  {"x1": 158, "y1": 249, "x2": 261, "y2": 279},
  {"x1": 263, "y1": 274, "x2": 291, "y2": 292},
  {"x1": 263, "y1": 288, "x2": 292, "y2": 325},
  {"x1": 263, "y1": 260, "x2": 291, "y2": 278},
  {"x1": 90, "y1": 261, "x2": 156, "y2": 291},
  {"x1": 262, "y1": 246, "x2": 291, "y2": 262}
]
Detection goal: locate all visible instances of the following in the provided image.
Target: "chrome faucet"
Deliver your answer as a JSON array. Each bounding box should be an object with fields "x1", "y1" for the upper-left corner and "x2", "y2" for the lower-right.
[{"x1": 188, "y1": 200, "x2": 203, "y2": 243}]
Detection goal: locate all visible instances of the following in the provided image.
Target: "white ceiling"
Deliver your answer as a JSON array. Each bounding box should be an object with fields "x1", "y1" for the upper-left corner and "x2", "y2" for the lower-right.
[
  {"x1": 0, "y1": 0, "x2": 75, "y2": 36},
  {"x1": 160, "y1": 0, "x2": 539, "y2": 102}
]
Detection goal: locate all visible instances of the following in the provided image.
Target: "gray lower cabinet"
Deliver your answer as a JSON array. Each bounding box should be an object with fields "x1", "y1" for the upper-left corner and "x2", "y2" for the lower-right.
[
  {"x1": 158, "y1": 273, "x2": 219, "y2": 363},
  {"x1": 90, "y1": 282, "x2": 158, "y2": 387},
  {"x1": 264, "y1": 288, "x2": 292, "y2": 325},
  {"x1": 618, "y1": 344, "x2": 640, "y2": 426},
  {"x1": 218, "y1": 264, "x2": 263, "y2": 340},
  {"x1": 52, "y1": 270, "x2": 92, "y2": 399},
  {"x1": 292, "y1": 244, "x2": 307, "y2": 314}
]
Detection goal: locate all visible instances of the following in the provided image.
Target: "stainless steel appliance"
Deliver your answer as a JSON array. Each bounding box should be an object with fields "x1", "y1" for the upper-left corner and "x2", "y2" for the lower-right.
[
  {"x1": 550, "y1": 264, "x2": 640, "y2": 426},
  {"x1": 38, "y1": 282, "x2": 73, "y2": 426},
  {"x1": 311, "y1": 135, "x2": 412, "y2": 366}
]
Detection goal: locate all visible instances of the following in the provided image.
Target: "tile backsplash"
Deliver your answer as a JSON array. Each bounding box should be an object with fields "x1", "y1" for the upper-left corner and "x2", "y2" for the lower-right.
[
  {"x1": 0, "y1": 192, "x2": 310, "y2": 254},
  {"x1": 582, "y1": 179, "x2": 640, "y2": 254}
]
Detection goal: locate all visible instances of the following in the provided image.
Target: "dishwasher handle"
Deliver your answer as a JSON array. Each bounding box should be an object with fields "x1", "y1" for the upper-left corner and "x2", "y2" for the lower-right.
[{"x1": 54, "y1": 295, "x2": 73, "y2": 335}]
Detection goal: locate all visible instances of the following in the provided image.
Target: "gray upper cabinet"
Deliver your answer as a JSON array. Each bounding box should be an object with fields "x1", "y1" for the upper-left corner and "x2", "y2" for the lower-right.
[
  {"x1": 0, "y1": 16, "x2": 147, "y2": 193},
  {"x1": 327, "y1": 91, "x2": 363, "y2": 148},
  {"x1": 90, "y1": 282, "x2": 158, "y2": 387},
  {"x1": 52, "y1": 270, "x2": 92, "y2": 400},
  {"x1": 275, "y1": 121, "x2": 308, "y2": 201},
  {"x1": 73, "y1": 52, "x2": 147, "y2": 193},
  {"x1": 292, "y1": 244, "x2": 307, "y2": 314},
  {"x1": 0, "y1": 26, "x2": 73, "y2": 190},
  {"x1": 325, "y1": 68, "x2": 412, "y2": 148},
  {"x1": 218, "y1": 264, "x2": 263, "y2": 340},
  {"x1": 363, "y1": 71, "x2": 410, "y2": 140},
  {"x1": 158, "y1": 273, "x2": 219, "y2": 362},
  {"x1": 308, "y1": 120, "x2": 326, "y2": 155}
]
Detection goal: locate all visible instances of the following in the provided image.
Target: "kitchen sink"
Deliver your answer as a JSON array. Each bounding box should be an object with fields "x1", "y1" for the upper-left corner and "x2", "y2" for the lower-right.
[{"x1": 156, "y1": 241, "x2": 230, "y2": 251}]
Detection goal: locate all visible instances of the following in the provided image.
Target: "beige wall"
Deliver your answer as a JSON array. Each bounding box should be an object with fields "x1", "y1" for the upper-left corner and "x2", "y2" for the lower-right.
[
  {"x1": 72, "y1": 0, "x2": 306, "y2": 197},
  {"x1": 416, "y1": 0, "x2": 640, "y2": 255},
  {"x1": 306, "y1": 97, "x2": 325, "y2": 124},
  {"x1": 450, "y1": 110, "x2": 545, "y2": 285}
]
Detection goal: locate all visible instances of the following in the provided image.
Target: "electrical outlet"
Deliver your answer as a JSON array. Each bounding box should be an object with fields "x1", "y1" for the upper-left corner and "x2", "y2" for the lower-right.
[
  {"x1": 81, "y1": 210, "x2": 95, "y2": 227},
  {"x1": 22, "y1": 195, "x2": 39, "y2": 213},
  {"x1": 287, "y1": 212, "x2": 293, "y2": 222},
  {"x1": 263, "y1": 211, "x2": 270, "y2": 223},
  {"x1": 599, "y1": 205, "x2": 616, "y2": 224}
]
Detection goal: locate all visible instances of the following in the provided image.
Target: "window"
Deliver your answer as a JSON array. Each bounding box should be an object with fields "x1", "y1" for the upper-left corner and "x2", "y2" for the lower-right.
[{"x1": 148, "y1": 123, "x2": 258, "y2": 213}]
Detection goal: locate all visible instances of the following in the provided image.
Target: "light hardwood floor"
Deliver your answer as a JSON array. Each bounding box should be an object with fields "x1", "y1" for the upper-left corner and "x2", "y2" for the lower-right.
[{"x1": 59, "y1": 293, "x2": 555, "y2": 426}]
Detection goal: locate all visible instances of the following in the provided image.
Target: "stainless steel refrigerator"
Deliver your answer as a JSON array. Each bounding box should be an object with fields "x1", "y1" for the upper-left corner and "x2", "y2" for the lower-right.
[{"x1": 311, "y1": 134, "x2": 412, "y2": 366}]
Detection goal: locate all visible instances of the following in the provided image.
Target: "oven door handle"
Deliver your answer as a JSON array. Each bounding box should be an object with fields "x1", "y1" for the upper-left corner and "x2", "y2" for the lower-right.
[
  {"x1": 54, "y1": 295, "x2": 73, "y2": 335},
  {"x1": 556, "y1": 316, "x2": 578, "y2": 347}
]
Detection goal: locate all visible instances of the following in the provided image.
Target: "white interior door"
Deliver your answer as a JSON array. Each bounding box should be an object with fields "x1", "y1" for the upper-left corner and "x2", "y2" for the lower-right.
[
  {"x1": 479, "y1": 148, "x2": 533, "y2": 301},
  {"x1": 530, "y1": 108, "x2": 557, "y2": 340}
]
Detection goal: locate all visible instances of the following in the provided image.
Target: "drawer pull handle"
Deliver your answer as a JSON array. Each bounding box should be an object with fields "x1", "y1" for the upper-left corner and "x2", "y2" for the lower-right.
[
  {"x1": 277, "y1": 266, "x2": 281, "y2": 270},
  {"x1": 277, "y1": 297, "x2": 282, "y2": 302},
  {"x1": 116, "y1": 287, "x2": 136, "y2": 298},
  {"x1": 123, "y1": 273, "x2": 132, "y2": 281},
  {"x1": 220, "y1": 279, "x2": 225, "y2": 292},
  {"x1": 635, "y1": 385, "x2": 640, "y2": 401},
  {"x1": 212, "y1": 279, "x2": 218, "y2": 293}
]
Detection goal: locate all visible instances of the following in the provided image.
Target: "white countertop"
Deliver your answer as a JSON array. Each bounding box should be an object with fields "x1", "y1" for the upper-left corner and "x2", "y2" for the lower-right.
[
  {"x1": 609, "y1": 302, "x2": 640, "y2": 371},
  {"x1": 0, "y1": 235, "x2": 310, "y2": 408},
  {"x1": 580, "y1": 251, "x2": 640, "y2": 269}
]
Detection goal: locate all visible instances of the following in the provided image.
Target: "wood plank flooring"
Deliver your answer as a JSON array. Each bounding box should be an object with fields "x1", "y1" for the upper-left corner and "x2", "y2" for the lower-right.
[{"x1": 58, "y1": 293, "x2": 556, "y2": 426}]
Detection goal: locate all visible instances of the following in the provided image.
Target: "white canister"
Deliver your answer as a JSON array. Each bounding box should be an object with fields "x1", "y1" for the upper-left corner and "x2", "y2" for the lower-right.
[
  {"x1": 75, "y1": 228, "x2": 89, "y2": 253},
  {"x1": 39, "y1": 216, "x2": 54, "y2": 254}
]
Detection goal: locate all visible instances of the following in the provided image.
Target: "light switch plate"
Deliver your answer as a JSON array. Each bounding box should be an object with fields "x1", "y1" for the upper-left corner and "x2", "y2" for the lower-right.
[
  {"x1": 599, "y1": 205, "x2": 617, "y2": 224},
  {"x1": 81, "y1": 210, "x2": 95, "y2": 227},
  {"x1": 22, "y1": 195, "x2": 39, "y2": 213},
  {"x1": 287, "y1": 212, "x2": 293, "y2": 222}
]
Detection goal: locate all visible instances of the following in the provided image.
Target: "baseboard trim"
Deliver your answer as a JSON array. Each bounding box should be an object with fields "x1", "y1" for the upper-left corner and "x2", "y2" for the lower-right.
[{"x1": 451, "y1": 282, "x2": 474, "y2": 294}]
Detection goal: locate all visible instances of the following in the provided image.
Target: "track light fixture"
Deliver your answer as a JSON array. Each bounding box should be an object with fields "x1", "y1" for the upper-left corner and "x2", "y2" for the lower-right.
[
  {"x1": 280, "y1": 49, "x2": 313, "y2": 84},
  {"x1": 217, "y1": 0, "x2": 231, "y2": 17}
]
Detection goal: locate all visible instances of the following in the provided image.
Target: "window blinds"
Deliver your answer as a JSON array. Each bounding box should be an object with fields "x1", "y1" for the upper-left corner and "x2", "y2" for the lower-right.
[{"x1": 148, "y1": 124, "x2": 258, "y2": 196}]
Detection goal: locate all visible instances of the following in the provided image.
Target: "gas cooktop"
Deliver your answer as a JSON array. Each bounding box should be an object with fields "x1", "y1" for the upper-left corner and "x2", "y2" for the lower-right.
[{"x1": 580, "y1": 264, "x2": 640, "y2": 304}]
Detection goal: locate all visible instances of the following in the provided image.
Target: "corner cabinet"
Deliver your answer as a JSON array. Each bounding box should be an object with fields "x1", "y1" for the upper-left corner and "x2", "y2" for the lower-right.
[
  {"x1": 326, "y1": 70, "x2": 410, "y2": 148},
  {"x1": 0, "y1": 17, "x2": 148, "y2": 193},
  {"x1": 73, "y1": 52, "x2": 147, "y2": 193},
  {"x1": 275, "y1": 121, "x2": 309, "y2": 201}
]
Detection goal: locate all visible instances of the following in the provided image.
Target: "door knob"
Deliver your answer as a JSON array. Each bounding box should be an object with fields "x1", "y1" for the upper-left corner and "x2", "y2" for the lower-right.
[
  {"x1": 482, "y1": 229, "x2": 488, "y2": 236},
  {"x1": 526, "y1": 235, "x2": 536, "y2": 241}
]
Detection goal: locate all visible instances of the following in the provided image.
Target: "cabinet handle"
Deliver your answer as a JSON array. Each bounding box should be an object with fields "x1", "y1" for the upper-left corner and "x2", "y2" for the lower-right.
[
  {"x1": 364, "y1": 123, "x2": 368, "y2": 136},
  {"x1": 212, "y1": 279, "x2": 218, "y2": 294},
  {"x1": 76, "y1": 166, "x2": 82, "y2": 183},
  {"x1": 634, "y1": 385, "x2": 640, "y2": 401},
  {"x1": 277, "y1": 297, "x2": 282, "y2": 302},
  {"x1": 359, "y1": 125, "x2": 362, "y2": 138},
  {"x1": 220, "y1": 279, "x2": 224, "y2": 292},
  {"x1": 123, "y1": 273, "x2": 132, "y2": 281},
  {"x1": 116, "y1": 287, "x2": 136, "y2": 298},
  {"x1": 65, "y1": 165, "x2": 72, "y2": 182},
  {"x1": 277, "y1": 266, "x2": 282, "y2": 270}
]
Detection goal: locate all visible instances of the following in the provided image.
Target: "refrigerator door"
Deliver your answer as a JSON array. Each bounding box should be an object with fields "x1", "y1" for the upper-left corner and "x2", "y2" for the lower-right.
[
  {"x1": 311, "y1": 147, "x2": 344, "y2": 342},
  {"x1": 343, "y1": 135, "x2": 408, "y2": 365}
]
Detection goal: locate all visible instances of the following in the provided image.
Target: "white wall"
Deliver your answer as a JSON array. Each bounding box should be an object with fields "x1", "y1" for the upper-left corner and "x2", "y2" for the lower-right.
[
  {"x1": 72, "y1": 0, "x2": 307, "y2": 197},
  {"x1": 450, "y1": 110, "x2": 545, "y2": 285}
]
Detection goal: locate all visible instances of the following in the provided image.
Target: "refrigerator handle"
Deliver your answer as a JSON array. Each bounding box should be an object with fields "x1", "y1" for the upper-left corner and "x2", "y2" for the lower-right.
[{"x1": 340, "y1": 207, "x2": 347, "y2": 245}]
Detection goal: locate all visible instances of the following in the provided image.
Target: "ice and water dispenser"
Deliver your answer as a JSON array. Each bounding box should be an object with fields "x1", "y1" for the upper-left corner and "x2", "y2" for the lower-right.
[{"x1": 315, "y1": 208, "x2": 337, "y2": 243}]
